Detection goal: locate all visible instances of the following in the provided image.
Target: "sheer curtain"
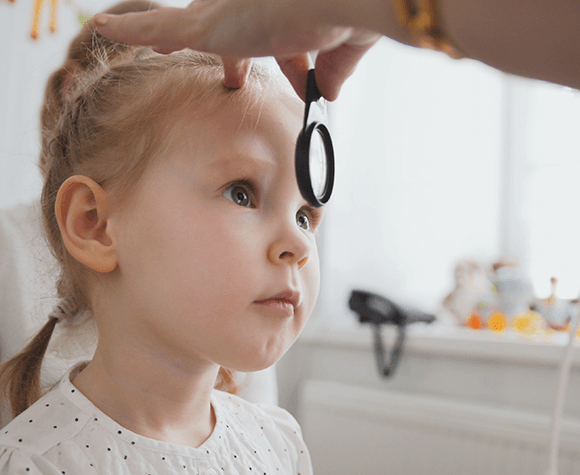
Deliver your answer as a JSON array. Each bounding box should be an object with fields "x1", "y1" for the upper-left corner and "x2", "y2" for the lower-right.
[{"x1": 317, "y1": 37, "x2": 506, "y2": 326}]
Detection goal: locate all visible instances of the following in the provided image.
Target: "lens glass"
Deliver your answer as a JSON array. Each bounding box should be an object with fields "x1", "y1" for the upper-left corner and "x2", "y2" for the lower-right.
[{"x1": 309, "y1": 128, "x2": 327, "y2": 198}]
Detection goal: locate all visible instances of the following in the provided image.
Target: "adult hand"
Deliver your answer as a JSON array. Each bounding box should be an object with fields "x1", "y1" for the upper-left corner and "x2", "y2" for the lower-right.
[{"x1": 92, "y1": 0, "x2": 381, "y2": 101}]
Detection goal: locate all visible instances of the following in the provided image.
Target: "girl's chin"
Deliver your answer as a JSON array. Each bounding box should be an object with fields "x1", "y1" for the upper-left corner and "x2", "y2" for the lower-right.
[{"x1": 226, "y1": 352, "x2": 284, "y2": 374}]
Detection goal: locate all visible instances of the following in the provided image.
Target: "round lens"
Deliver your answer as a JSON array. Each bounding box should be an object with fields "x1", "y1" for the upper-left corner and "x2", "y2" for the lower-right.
[{"x1": 309, "y1": 128, "x2": 327, "y2": 198}]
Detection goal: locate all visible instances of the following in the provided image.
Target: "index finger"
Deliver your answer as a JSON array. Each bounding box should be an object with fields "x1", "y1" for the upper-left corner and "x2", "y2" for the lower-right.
[
  {"x1": 92, "y1": 8, "x2": 194, "y2": 52},
  {"x1": 222, "y1": 57, "x2": 252, "y2": 89},
  {"x1": 315, "y1": 36, "x2": 380, "y2": 101}
]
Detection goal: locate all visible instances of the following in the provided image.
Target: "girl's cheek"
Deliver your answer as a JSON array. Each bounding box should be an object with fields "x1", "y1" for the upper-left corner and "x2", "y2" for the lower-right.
[{"x1": 227, "y1": 210, "x2": 262, "y2": 230}]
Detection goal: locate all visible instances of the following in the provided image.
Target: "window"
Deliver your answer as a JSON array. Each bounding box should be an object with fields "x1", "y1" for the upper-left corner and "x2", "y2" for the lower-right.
[
  {"x1": 507, "y1": 80, "x2": 580, "y2": 299},
  {"x1": 318, "y1": 37, "x2": 580, "y2": 327}
]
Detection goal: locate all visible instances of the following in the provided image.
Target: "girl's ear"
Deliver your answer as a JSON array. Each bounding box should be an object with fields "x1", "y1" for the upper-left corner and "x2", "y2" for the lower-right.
[{"x1": 55, "y1": 175, "x2": 118, "y2": 273}]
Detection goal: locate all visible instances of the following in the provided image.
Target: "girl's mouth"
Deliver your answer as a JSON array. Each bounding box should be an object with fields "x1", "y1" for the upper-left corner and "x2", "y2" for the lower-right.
[
  {"x1": 254, "y1": 290, "x2": 300, "y2": 317},
  {"x1": 254, "y1": 299, "x2": 295, "y2": 316}
]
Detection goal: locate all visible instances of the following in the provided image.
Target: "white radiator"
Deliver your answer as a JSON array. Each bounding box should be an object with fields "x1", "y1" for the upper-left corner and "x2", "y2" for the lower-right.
[{"x1": 299, "y1": 380, "x2": 580, "y2": 475}]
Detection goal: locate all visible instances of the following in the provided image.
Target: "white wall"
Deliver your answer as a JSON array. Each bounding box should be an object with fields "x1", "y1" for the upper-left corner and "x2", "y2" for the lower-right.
[
  {"x1": 0, "y1": 0, "x2": 190, "y2": 209},
  {"x1": 2, "y1": 1, "x2": 68, "y2": 208}
]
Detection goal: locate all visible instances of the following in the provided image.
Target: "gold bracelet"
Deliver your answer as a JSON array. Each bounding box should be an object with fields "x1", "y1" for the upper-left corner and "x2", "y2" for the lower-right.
[{"x1": 393, "y1": 0, "x2": 464, "y2": 59}]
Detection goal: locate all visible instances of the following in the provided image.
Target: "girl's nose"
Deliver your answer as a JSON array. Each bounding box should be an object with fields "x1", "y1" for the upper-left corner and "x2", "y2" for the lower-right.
[{"x1": 267, "y1": 219, "x2": 311, "y2": 270}]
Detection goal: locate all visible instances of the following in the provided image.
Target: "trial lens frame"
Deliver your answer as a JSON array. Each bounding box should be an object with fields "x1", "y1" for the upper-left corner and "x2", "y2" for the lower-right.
[{"x1": 295, "y1": 69, "x2": 335, "y2": 208}]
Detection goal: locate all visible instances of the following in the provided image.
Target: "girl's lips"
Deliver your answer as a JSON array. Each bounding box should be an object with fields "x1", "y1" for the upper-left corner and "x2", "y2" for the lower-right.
[
  {"x1": 254, "y1": 289, "x2": 300, "y2": 316},
  {"x1": 254, "y1": 298, "x2": 295, "y2": 317}
]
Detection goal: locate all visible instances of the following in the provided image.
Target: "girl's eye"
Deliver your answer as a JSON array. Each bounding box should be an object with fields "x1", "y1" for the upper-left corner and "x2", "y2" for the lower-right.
[
  {"x1": 296, "y1": 211, "x2": 311, "y2": 231},
  {"x1": 223, "y1": 184, "x2": 254, "y2": 207}
]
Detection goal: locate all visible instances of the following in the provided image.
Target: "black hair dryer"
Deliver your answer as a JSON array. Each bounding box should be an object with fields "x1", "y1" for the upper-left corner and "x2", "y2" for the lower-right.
[{"x1": 348, "y1": 289, "x2": 435, "y2": 379}]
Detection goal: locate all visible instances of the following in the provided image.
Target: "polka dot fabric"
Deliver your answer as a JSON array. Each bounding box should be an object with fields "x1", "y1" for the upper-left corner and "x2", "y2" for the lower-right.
[{"x1": 0, "y1": 368, "x2": 312, "y2": 474}]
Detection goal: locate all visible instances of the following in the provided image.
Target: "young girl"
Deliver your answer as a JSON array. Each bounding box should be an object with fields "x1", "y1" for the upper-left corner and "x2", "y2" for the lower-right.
[{"x1": 0, "y1": 1, "x2": 322, "y2": 473}]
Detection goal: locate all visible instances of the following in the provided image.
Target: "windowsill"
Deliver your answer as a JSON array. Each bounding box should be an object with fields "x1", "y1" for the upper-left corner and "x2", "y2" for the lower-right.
[{"x1": 299, "y1": 317, "x2": 580, "y2": 367}]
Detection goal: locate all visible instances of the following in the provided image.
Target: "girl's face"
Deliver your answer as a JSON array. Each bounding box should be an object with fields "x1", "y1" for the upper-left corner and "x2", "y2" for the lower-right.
[{"x1": 106, "y1": 85, "x2": 322, "y2": 373}]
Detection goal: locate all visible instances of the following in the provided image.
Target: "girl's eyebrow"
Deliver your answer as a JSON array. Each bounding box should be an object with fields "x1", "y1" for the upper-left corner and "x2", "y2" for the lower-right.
[{"x1": 206, "y1": 154, "x2": 276, "y2": 177}]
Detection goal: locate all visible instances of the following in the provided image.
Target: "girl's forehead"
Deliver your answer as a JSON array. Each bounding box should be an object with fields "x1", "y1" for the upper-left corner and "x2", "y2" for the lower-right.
[
  {"x1": 171, "y1": 78, "x2": 301, "y2": 130},
  {"x1": 157, "y1": 86, "x2": 303, "y2": 179},
  {"x1": 178, "y1": 84, "x2": 302, "y2": 146}
]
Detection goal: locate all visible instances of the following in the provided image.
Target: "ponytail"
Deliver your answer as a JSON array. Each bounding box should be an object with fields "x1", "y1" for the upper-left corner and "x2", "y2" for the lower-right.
[
  {"x1": 0, "y1": 318, "x2": 59, "y2": 419},
  {"x1": 215, "y1": 367, "x2": 240, "y2": 396}
]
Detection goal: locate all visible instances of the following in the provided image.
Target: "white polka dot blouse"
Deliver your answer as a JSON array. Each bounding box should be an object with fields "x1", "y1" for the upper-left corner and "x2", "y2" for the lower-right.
[{"x1": 0, "y1": 367, "x2": 312, "y2": 474}]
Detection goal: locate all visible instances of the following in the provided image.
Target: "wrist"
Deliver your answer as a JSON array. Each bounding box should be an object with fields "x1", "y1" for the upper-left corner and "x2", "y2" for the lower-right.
[
  {"x1": 393, "y1": 0, "x2": 465, "y2": 57},
  {"x1": 315, "y1": 0, "x2": 417, "y2": 45}
]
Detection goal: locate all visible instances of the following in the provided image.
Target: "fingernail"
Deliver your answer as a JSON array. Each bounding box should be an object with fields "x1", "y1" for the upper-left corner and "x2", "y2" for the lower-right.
[{"x1": 92, "y1": 14, "x2": 108, "y2": 28}]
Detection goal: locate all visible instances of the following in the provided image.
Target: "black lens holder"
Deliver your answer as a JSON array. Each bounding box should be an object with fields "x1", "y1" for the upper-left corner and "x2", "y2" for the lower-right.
[{"x1": 295, "y1": 69, "x2": 335, "y2": 208}]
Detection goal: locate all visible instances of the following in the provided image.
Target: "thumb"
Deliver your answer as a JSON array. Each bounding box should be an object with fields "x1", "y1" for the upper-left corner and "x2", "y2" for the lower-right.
[
  {"x1": 314, "y1": 36, "x2": 380, "y2": 101},
  {"x1": 276, "y1": 54, "x2": 313, "y2": 101}
]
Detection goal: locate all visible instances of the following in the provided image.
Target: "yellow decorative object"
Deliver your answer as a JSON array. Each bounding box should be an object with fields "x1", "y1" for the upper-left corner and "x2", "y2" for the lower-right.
[
  {"x1": 511, "y1": 310, "x2": 544, "y2": 335},
  {"x1": 50, "y1": 0, "x2": 57, "y2": 32},
  {"x1": 487, "y1": 312, "x2": 506, "y2": 332},
  {"x1": 30, "y1": 0, "x2": 59, "y2": 39},
  {"x1": 7, "y1": 0, "x2": 91, "y2": 39}
]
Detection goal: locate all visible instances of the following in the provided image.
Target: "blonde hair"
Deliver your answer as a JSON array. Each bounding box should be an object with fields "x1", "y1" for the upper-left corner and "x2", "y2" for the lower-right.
[{"x1": 0, "y1": 0, "x2": 280, "y2": 419}]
